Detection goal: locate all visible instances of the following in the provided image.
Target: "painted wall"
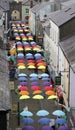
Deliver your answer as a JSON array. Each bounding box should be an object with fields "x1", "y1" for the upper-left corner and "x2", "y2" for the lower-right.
[{"x1": 22, "y1": 5, "x2": 30, "y2": 22}]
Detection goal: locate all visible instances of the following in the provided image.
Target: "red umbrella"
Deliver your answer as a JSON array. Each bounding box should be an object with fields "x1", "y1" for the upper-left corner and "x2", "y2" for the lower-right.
[
  {"x1": 31, "y1": 86, "x2": 41, "y2": 91},
  {"x1": 17, "y1": 59, "x2": 24, "y2": 63},
  {"x1": 44, "y1": 86, "x2": 54, "y2": 91},
  {"x1": 27, "y1": 60, "x2": 35, "y2": 63},
  {"x1": 36, "y1": 59, "x2": 42, "y2": 63},
  {"x1": 18, "y1": 86, "x2": 28, "y2": 91}
]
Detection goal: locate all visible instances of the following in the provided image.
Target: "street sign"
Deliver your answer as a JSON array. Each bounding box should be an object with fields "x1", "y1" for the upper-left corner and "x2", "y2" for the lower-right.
[{"x1": 55, "y1": 76, "x2": 61, "y2": 85}]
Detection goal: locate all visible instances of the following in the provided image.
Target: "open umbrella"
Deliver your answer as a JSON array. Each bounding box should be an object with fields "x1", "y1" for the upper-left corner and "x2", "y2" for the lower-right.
[
  {"x1": 34, "y1": 53, "x2": 41, "y2": 57},
  {"x1": 31, "y1": 86, "x2": 41, "y2": 90},
  {"x1": 30, "y1": 73, "x2": 38, "y2": 77},
  {"x1": 55, "y1": 118, "x2": 67, "y2": 125},
  {"x1": 30, "y1": 77, "x2": 39, "y2": 81},
  {"x1": 18, "y1": 73, "x2": 27, "y2": 77},
  {"x1": 41, "y1": 73, "x2": 49, "y2": 77},
  {"x1": 31, "y1": 81, "x2": 39, "y2": 86},
  {"x1": 20, "y1": 117, "x2": 34, "y2": 124},
  {"x1": 45, "y1": 90, "x2": 56, "y2": 96},
  {"x1": 32, "y1": 95, "x2": 44, "y2": 99},
  {"x1": 18, "y1": 86, "x2": 28, "y2": 91},
  {"x1": 44, "y1": 86, "x2": 54, "y2": 91},
  {"x1": 26, "y1": 53, "x2": 33, "y2": 56},
  {"x1": 32, "y1": 90, "x2": 42, "y2": 95},
  {"x1": 47, "y1": 95, "x2": 58, "y2": 100},
  {"x1": 52, "y1": 110, "x2": 65, "y2": 116},
  {"x1": 18, "y1": 77, "x2": 27, "y2": 81},
  {"x1": 22, "y1": 126, "x2": 36, "y2": 130},
  {"x1": 57, "y1": 126, "x2": 71, "y2": 130},
  {"x1": 40, "y1": 126, "x2": 53, "y2": 130},
  {"x1": 20, "y1": 82, "x2": 28, "y2": 86},
  {"x1": 42, "y1": 77, "x2": 50, "y2": 81},
  {"x1": 36, "y1": 110, "x2": 49, "y2": 116},
  {"x1": 20, "y1": 110, "x2": 33, "y2": 116},
  {"x1": 19, "y1": 91, "x2": 29, "y2": 95},
  {"x1": 28, "y1": 65, "x2": 36, "y2": 69},
  {"x1": 43, "y1": 81, "x2": 51, "y2": 86},
  {"x1": 38, "y1": 118, "x2": 50, "y2": 125},
  {"x1": 19, "y1": 95, "x2": 30, "y2": 100},
  {"x1": 18, "y1": 65, "x2": 26, "y2": 69}
]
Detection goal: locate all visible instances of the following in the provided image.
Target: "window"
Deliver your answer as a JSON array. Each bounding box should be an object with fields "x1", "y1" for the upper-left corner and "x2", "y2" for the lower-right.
[{"x1": 26, "y1": 9, "x2": 29, "y2": 13}]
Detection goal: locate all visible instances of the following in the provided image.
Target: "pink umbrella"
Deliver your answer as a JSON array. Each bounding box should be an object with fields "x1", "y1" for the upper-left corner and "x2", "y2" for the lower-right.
[
  {"x1": 18, "y1": 86, "x2": 28, "y2": 91},
  {"x1": 44, "y1": 86, "x2": 54, "y2": 91},
  {"x1": 31, "y1": 86, "x2": 41, "y2": 90}
]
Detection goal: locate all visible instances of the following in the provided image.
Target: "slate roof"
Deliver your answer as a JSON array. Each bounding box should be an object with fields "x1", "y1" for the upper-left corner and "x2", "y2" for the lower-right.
[
  {"x1": 59, "y1": 34, "x2": 75, "y2": 73},
  {"x1": 48, "y1": 3, "x2": 75, "y2": 27},
  {"x1": 22, "y1": 0, "x2": 37, "y2": 6}
]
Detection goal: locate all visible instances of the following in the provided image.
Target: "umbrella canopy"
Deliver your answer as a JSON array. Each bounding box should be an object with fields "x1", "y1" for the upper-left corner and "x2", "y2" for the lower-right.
[
  {"x1": 22, "y1": 126, "x2": 36, "y2": 130},
  {"x1": 47, "y1": 95, "x2": 58, "y2": 100},
  {"x1": 57, "y1": 126, "x2": 71, "y2": 130},
  {"x1": 20, "y1": 117, "x2": 34, "y2": 124},
  {"x1": 19, "y1": 95, "x2": 30, "y2": 100},
  {"x1": 45, "y1": 90, "x2": 56, "y2": 96},
  {"x1": 43, "y1": 81, "x2": 51, "y2": 86},
  {"x1": 30, "y1": 73, "x2": 38, "y2": 77},
  {"x1": 19, "y1": 91, "x2": 29, "y2": 95},
  {"x1": 28, "y1": 65, "x2": 36, "y2": 69},
  {"x1": 30, "y1": 77, "x2": 39, "y2": 81},
  {"x1": 20, "y1": 82, "x2": 28, "y2": 86},
  {"x1": 32, "y1": 95, "x2": 44, "y2": 99},
  {"x1": 42, "y1": 77, "x2": 50, "y2": 81},
  {"x1": 44, "y1": 86, "x2": 54, "y2": 91},
  {"x1": 41, "y1": 73, "x2": 49, "y2": 77},
  {"x1": 18, "y1": 66, "x2": 26, "y2": 69},
  {"x1": 18, "y1": 73, "x2": 27, "y2": 77},
  {"x1": 31, "y1": 86, "x2": 41, "y2": 90},
  {"x1": 55, "y1": 118, "x2": 67, "y2": 125},
  {"x1": 31, "y1": 82, "x2": 39, "y2": 86},
  {"x1": 26, "y1": 53, "x2": 33, "y2": 56},
  {"x1": 20, "y1": 110, "x2": 33, "y2": 116},
  {"x1": 32, "y1": 90, "x2": 42, "y2": 95},
  {"x1": 34, "y1": 53, "x2": 41, "y2": 57},
  {"x1": 18, "y1": 86, "x2": 28, "y2": 91},
  {"x1": 40, "y1": 126, "x2": 53, "y2": 130},
  {"x1": 36, "y1": 110, "x2": 49, "y2": 116},
  {"x1": 52, "y1": 110, "x2": 65, "y2": 116},
  {"x1": 38, "y1": 66, "x2": 46, "y2": 70},
  {"x1": 17, "y1": 59, "x2": 24, "y2": 63},
  {"x1": 18, "y1": 77, "x2": 27, "y2": 81},
  {"x1": 38, "y1": 118, "x2": 50, "y2": 125},
  {"x1": 17, "y1": 53, "x2": 24, "y2": 57}
]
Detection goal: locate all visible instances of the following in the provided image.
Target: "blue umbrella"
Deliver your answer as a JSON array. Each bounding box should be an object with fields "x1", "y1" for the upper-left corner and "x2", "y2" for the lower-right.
[
  {"x1": 26, "y1": 53, "x2": 33, "y2": 56},
  {"x1": 26, "y1": 56, "x2": 34, "y2": 60},
  {"x1": 23, "y1": 41, "x2": 29, "y2": 45},
  {"x1": 20, "y1": 117, "x2": 34, "y2": 124},
  {"x1": 30, "y1": 77, "x2": 39, "y2": 81},
  {"x1": 30, "y1": 73, "x2": 38, "y2": 77},
  {"x1": 42, "y1": 77, "x2": 50, "y2": 81},
  {"x1": 16, "y1": 41, "x2": 22, "y2": 45},
  {"x1": 18, "y1": 77, "x2": 27, "y2": 81},
  {"x1": 20, "y1": 110, "x2": 33, "y2": 116},
  {"x1": 34, "y1": 53, "x2": 42, "y2": 57},
  {"x1": 36, "y1": 110, "x2": 49, "y2": 116},
  {"x1": 38, "y1": 118, "x2": 50, "y2": 125},
  {"x1": 17, "y1": 55, "x2": 24, "y2": 59},
  {"x1": 18, "y1": 73, "x2": 27, "y2": 77},
  {"x1": 55, "y1": 118, "x2": 67, "y2": 125},
  {"x1": 35, "y1": 56, "x2": 42, "y2": 60},
  {"x1": 52, "y1": 110, "x2": 65, "y2": 116},
  {"x1": 40, "y1": 126, "x2": 53, "y2": 130},
  {"x1": 41, "y1": 73, "x2": 49, "y2": 77},
  {"x1": 17, "y1": 53, "x2": 24, "y2": 57}
]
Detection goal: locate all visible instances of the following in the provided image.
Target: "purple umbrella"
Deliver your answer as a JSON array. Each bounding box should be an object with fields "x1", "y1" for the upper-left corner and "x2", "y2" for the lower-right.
[
  {"x1": 35, "y1": 56, "x2": 42, "y2": 60},
  {"x1": 43, "y1": 81, "x2": 51, "y2": 86},
  {"x1": 22, "y1": 126, "x2": 36, "y2": 130},
  {"x1": 31, "y1": 81, "x2": 39, "y2": 86},
  {"x1": 58, "y1": 126, "x2": 71, "y2": 130},
  {"x1": 40, "y1": 126, "x2": 53, "y2": 130},
  {"x1": 20, "y1": 81, "x2": 28, "y2": 86}
]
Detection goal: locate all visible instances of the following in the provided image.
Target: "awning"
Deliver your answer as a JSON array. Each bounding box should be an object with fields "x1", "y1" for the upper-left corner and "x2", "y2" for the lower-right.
[{"x1": 0, "y1": 102, "x2": 11, "y2": 112}]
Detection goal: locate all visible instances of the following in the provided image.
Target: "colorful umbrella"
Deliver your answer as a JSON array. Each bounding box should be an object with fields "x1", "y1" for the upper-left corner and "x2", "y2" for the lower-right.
[
  {"x1": 18, "y1": 86, "x2": 28, "y2": 91},
  {"x1": 31, "y1": 86, "x2": 41, "y2": 91},
  {"x1": 38, "y1": 66, "x2": 46, "y2": 70},
  {"x1": 52, "y1": 110, "x2": 65, "y2": 116},
  {"x1": 18, "y1": 77, "x2": 27, "y2": 81},
  {"x1": 57, "y1": 126, "x2": 71, "y2": 130},
  {"x1": 20, "y1": 117, "x2": 34, "y2": 124},
  {"x1": 17, "y1": 59, "x2": 24, "y2": 63},
  {"x1": 18, "y1": 65, "x2": 26, "y2": 69},
  {"x1": 36, "y1": 110, "x2": 49, "y2": 116},
  {"x1": 30, "y1": 77, "x2": 39, "y2": 81},
  {"x1": 22, "y1": 126, "x2": 36, "y2": 130},
  {"x1": 38, "y1": 118, "x2": 50, "y2": 125},
  {"x1": 44, "y1": 86, "x2": 54, "y2": 91},
  {"x1": 18, "y1": 73, "x2": 27, "y2": 77},
  {"x1": 41, "y1": 73, "x2": 49, "y2": 77},
  {"x1": 20, "y1": 110, "x2": 33, "y2": 116},
  {"x1": 30, "y1": 73, "x2": 38, "y2": 77},
  {"x1": 47, "y1": 95, "x2": 58, "y2": 100},
  {"x1": 28, "y1": 65, "x2": 36, "y2": 69},
  {"x1": 32, "y1": 95, "x2": 44, "y2": 99},
  {"x1": 41, "y1": 77, "x2": 50, "y2": 81},
  {"x1": 19, "y1": 91, "x2": 29, "y2": 95},
  {"x1": 31, "y1": 82, "x2": 39, "y2": 86},
  {"x1": 45, "y1": 90, "x2": 56, "y2": 96},
  {"x1": 32, "y1": 90, "x2": 42, "y2": 95},
  {"x1": 40, "y1": 126, "x2": 53, "y2": 130},
  {"x1": 55, "y1": 118, "x2": 67, "y2": 125},
  {"x1": 19, "y1": 95, "x2": 30, "y2": 100},
  {"x1": 43, "y1": 81, "x2": 51, "y2": 86}
]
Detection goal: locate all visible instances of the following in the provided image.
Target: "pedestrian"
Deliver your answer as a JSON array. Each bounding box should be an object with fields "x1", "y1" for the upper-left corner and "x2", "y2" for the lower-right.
[{"x1": 49, "y1": 119, "x2": 55, "y2": 130}]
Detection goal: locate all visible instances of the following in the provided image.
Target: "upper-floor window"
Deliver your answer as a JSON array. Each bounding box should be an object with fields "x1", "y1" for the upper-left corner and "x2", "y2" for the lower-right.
[{"x1": 26, "y1": 9, "x2": 29, "y2": 13}]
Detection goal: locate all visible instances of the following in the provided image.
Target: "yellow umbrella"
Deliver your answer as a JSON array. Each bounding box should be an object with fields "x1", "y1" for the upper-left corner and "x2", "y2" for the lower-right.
[
  {"x1": 17, "y1": 48, "x2": 23, "y2": 51},
  {"x1": 32, "y1": 94, "x2": 44, "y2": 99},
  {"x1": 38, "y1": 66, "x2": 46, "y2": 69},
  {"x1": 19, "y1": 95, "x2": 30, "y2": 100},
  {"x1": 19, "y1": 91, "x2": 29, "y2": 95},
  {"x1": 33, "y1": 48, "x2": 40, "y2": 51},
  {"x1": 27, "y1": 63, "x2": 35, "y2": 66},
  {"x1": 28, "y1": 65, "x2": 36, "y2": 69},
  {"x1": 18, "y1": 66, "x2": 26, "y2": 69},
  {"x1": 32, "y1": 90, "x2": 42, "y2": 95},
  {"x1": 47, "y1": 95, "x2": 58, "y2": 100},
  {"x1": 45, "y1": 90, "x2": 56, "y2": 96}
]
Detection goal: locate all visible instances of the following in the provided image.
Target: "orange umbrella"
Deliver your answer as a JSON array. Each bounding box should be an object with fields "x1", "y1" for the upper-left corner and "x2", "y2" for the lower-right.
[
  {"x1": 37, "y1": 63, "x2": 46, "y2": 66},
  {"x1": 27, "y1": 63, "x2": 35, "y2": 66},
  {"x1": 45, "y1": 90, "x2": 56, "y2": 96},
  {"x1": 17, "y1": 63, "x2": 25, "y2": 66},
  {"x1": 19, "y1": 91, "x2": 29, "y2": 95},
  {"x1": 32, "y1": 90, "x2": 42, "y2": 95}
]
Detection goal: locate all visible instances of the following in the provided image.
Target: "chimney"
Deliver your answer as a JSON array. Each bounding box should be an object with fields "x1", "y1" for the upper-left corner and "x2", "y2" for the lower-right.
[{"x1": 30, "y1": 0, "x2": 33, "y2": 8}]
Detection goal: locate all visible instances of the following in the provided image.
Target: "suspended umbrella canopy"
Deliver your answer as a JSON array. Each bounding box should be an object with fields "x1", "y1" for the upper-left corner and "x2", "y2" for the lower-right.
[
  {"x1": 57, "y1": 126, "x2": 71, "y2": 130},
  {"x1": 28, "y1": 65, "x2": 36, "y2": 69},
  {"x1": 19, "y1": 95, "x2": 30, "y2": 100},
  {"x1": 34, "y1": 53, "x2": 42, "y2": 57},
  {"x1": 16, "y1": 41, "x2": 22, "y2": 45},
  {"x1": 31, "y1": 81, "x2": 39, "y2": 86},
  {"x1": 22, "y1": 126, "x2": 36, "y2": 130},
  {"x1": 20, "y1": 82, "x2": 28, "y2": 86},
  {"x1": 27, "y1": 63, "x2": 35, "y2": 66},
  {"x1": 47, "y1": 95, "x2": 58, "y2": 100},
  {"x1": 43, "y1": 81, "x2": 51, "y2": 86},
  {"x1": 36, "y1": 110, "x2": 49, "y2": 116},
  {"x1": 40, "y1": 126, "x2": 54, "y2": 130},
  {"x1": 20, "y1": 117, "x2": 34, "y2": 124},
  {"x1": 44, "y1": 86, "x2": 54, "y2": 91},
  {"x1": 30, "y1": 77, "x2": 39, "y2": 81},
  {"x1": 27, "y1": 60, "x2": 35, "y2": 63},
  {"x1": 30, "y1": 73, "x2": 38, "y2": 77},
  {"x1": 32, "y1": 90, "x2": 42, "y2": 95},
  {"x1": 36, "y1": 59, "x2": 42, "y2": 63},
  {"x1": 19, "y1": 91, "x2": 29, "y2": 95},
  {"x1": 52, "y1": 110, "x2": 65, "y2": 116},
  {"x1": 17, "y1": 53, "x2": 24, "y2": 57},
  {"x1": 26, "y1": 53, "x2": 33, "y2": 56},
  {"x1": 32, "y1": 94, "x2": 44, "y2": 99},
  {"x1": 45, "y1": 90, "x2": 56, "y2": 96},
  {"x1": 18, "y1": 86, "x2": 28, "y2": 91},
  {"x1": 18, "y1": 77, "x2": 27, "y2": 81},
  {"x1": 17, "y1": 55, "x2": 24, "y2": 59},
  {"x1": 38, "y1": 66, "x2": 46, "y2": 70},
  {"x1": 18, "y1": 73, "x2": 27, "y2": 77},
  {"x1": 55, "y1": 118, "x2": 67, "y2": 125},
  {"x1": 31, "y1": 86, "x2": 41, "y2": 91},
  {"x1": 20, "y1": 110, "x2": 33, "y2": 116},
  {"x1": 18, "y1": 65, "x2": 26, "y2": 69},
  {"x1": 41, "y1": 77, "x2": 50, "y2": 81},
  {"x1": 37, "y1": 62, "x2": 46, "y2": 67},
  {"x1": 41, "y1": 73, "x2": 49, "y2": 77},
  {"x1": 17, "y1": 59, "x2": 24, "y2": 63},
  {"x1": 17, "y1": 63, "x2": 25, "y2": 66},
  {"x1": 38, "y1": 118, "x2": 50, "y2": 125},
  {"x1": 23, "y1": 41, "x2": 29, "y2": 45}
]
